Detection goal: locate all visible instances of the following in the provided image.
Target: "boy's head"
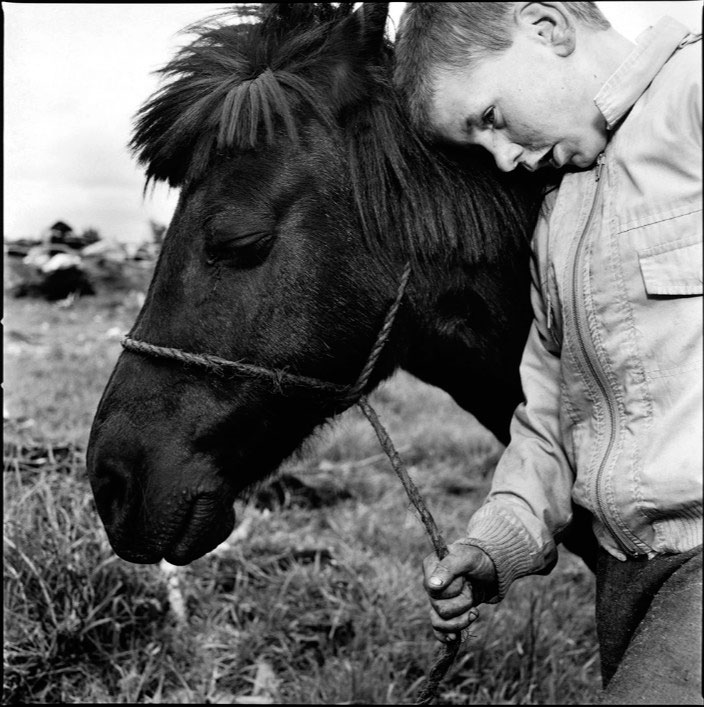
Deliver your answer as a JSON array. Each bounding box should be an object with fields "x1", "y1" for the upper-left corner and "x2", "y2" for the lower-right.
[{"x1": 395, "y1": 2, "x2": 620, "y2": 172}]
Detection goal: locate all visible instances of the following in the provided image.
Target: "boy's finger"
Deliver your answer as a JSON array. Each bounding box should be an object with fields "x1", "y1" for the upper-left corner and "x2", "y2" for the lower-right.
[
  {"x1": 430, "y1": 582, "x2": 474, "y2": 619},
  {"x1": 430, "y1": 606, "x2": 480, "y2": 642}
]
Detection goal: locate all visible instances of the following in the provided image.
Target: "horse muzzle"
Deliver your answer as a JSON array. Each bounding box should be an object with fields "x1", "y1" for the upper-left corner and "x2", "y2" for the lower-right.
[{"x1": 88, "y1": 444, "x2": 236, "y2": 565}]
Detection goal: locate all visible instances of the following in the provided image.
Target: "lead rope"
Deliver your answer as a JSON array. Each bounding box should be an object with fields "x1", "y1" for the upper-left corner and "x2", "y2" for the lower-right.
[
  {"x1": 121, "y1": 262, "x2": 463, "y2": 703},
  {"x1": 343, "y1": 263, "x2": 462, "y2": 705},
  {"x1": 357, "y1": 397, "x2": 461, "y2": 705}
]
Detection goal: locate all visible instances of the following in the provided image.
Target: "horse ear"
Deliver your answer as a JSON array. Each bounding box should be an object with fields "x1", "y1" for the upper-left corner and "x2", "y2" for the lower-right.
[
  {"x1": 329, "y1": 3, "x2": 389, "y2": 56},
  {"x1": 316, "y1": 3, "x2": 389, "y2": 114},
  {"x1": 263, "y1": 3, "x2": 361, "y2": 32},
  {"x1": 358, "y1": 2, "x2": 390, "y2": 56},
  {"x1": 261, "y1": 3, "x2": 324, "y2": 35}
]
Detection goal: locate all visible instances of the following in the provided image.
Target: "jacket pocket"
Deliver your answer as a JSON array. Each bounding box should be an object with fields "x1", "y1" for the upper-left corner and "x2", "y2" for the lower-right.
[
  {"x1": 638, "y1": 238, "x2": 702, "y2": 296},
  {"x1": 626, "y1": 206, "x2": 702, "y2": 376}
]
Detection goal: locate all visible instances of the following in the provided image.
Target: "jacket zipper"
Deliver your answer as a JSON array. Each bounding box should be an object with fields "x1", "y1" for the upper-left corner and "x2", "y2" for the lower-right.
[{"x1": 570, "y1": 154, "x2": 642, "y2": 556}]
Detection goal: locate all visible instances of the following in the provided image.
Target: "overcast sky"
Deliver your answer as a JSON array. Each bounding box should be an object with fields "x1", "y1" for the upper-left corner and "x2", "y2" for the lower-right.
[{"x1": 4, "y1": 2, "x2": 702, "y2": 243}]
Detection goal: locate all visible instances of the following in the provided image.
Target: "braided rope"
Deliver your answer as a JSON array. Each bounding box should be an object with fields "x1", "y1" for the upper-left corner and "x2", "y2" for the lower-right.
[
  {"x1": 121, "y1": 338, "x2": 348, "y2": 394},
  {"x1": 357, "y1": 397, "x2": 462, "y2": 705},
  {"x1": 346, "y1": 261, "x2": 412, "y2": 402},
  {"x1": 122, "y1": 262, "x2": 412, "y2": 402}
]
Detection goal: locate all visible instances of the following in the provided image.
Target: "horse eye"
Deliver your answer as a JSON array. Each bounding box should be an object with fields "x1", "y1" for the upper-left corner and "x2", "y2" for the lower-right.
[
  {"x1": 206, "y1": 224, "x2": 275, "y2": 267},
  {"x1": 220, "y1": 230, "x2": 273, "y2": 248}
]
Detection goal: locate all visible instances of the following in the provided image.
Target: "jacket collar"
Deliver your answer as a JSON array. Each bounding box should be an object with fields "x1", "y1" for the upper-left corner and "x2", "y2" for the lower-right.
[{"x1": 594, "y1": 17, "x2": 696, "y2": 130}]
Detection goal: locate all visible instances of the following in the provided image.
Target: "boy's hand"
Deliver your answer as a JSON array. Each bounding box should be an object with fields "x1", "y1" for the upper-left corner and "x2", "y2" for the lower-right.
[{"x1": 423, "y1": 541, "x2": 498, "y2": 643}]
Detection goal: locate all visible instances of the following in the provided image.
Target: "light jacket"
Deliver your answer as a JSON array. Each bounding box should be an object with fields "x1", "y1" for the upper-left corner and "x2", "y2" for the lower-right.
[{"x1": 465, "y1": 17, "x2": 703, "y2": 598}]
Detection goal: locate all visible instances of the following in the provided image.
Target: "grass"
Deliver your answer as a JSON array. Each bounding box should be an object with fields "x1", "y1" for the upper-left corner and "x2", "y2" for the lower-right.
[{"x1": 3, "y1": 289, "x2": 601, "y2": 704}]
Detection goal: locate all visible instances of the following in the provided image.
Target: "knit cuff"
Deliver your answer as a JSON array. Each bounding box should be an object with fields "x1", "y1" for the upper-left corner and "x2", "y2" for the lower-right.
[{"x1": 464, "y1": 505, "x2": 543, "y2": 601}]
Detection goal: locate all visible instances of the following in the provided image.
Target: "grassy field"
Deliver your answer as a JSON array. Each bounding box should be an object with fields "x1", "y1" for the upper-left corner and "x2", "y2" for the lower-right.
[{"x1": 4, "y1": 286, "x2": 601, "y2": 704}]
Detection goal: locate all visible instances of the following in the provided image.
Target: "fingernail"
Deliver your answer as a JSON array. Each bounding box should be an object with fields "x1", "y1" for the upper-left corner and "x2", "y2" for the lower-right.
[{"x1": 429, "y1": 576, "x2": 443, "y2": 587}]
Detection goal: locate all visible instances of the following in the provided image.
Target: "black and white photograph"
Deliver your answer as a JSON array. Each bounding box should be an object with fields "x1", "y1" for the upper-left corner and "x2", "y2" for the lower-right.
[{"x1": 5, "y1": 2, "x2": 702, "y2": 704}]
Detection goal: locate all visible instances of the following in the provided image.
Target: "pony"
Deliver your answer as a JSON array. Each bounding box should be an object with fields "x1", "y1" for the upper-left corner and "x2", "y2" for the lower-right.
[{"x1": 87, "y1": 3, "x2": 595, "y2": 570}]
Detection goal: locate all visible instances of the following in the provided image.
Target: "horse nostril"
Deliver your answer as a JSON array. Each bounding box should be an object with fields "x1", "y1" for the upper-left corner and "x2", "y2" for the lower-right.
[{"x1": 92, "y1": 458, "x2": 132, "y2": 529}]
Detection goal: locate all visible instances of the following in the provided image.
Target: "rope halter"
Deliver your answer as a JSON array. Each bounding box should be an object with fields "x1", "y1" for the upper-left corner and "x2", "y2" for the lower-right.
[{"x1": 120, "y1": 263, "x2": 411, "y2": 405}]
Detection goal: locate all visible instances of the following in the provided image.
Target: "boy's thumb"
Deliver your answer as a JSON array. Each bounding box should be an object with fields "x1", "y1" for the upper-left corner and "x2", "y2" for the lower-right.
[
  {"x1": 428, "y1": 558, "x2": 464, "y2": 588},
  {"x1": 428, "y1": 570, "x2": 449, "y2": 588},
  {"x1": 428, "y1": 545, "x2": 482, "y2": 588}
]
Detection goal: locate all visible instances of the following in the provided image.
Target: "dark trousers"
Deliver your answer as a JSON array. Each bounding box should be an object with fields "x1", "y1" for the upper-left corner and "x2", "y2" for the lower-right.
[{"x1": 595, "y1": 544, "x2": 702, "y2": 705}]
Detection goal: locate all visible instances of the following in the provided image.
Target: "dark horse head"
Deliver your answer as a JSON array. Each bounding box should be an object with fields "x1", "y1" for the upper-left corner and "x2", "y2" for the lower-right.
[{"x1": 87, "y1": 3, "x2": 544, "y2": 566}]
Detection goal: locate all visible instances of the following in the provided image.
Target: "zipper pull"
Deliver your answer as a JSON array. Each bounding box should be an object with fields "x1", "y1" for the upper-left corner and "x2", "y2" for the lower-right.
[
  {"x1": 546, "y1": 290, "x2": 553, "y2": 333},
  {"x1": 595, "y1": 153, "x2": 605, "y2": 182}
]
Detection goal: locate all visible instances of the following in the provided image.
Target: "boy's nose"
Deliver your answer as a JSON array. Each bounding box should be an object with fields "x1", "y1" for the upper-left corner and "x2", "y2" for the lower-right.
[{"x1": 493, "y1": 140, "x2": 523, "y2": 172}]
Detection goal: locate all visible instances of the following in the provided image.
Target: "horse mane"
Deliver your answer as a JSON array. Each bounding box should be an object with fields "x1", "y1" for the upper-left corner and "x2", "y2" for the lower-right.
[{"x1": 131, "y1": 3, "x2": 544, "y2": 269}]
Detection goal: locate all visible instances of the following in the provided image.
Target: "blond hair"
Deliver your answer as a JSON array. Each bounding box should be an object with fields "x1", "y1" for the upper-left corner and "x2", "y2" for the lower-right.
[{"x1": 394, "y1": 2, "x2": 610, "y2": 136}]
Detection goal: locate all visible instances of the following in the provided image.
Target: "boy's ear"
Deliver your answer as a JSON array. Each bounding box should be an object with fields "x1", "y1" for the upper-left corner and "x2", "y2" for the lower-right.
[{"x1": 515, "y1": 2, "x2": 576, "y2": 57}]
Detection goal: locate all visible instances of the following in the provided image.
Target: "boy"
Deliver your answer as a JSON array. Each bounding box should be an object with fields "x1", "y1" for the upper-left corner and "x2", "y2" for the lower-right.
[{"x1": 394, "y1": 3, "x2": 702, "y2": 703}]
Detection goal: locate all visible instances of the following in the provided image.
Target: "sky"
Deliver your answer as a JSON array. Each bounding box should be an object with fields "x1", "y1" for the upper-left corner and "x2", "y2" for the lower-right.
[{"x1": 4, "y1": 2, "x2": 702, "y2": 243}]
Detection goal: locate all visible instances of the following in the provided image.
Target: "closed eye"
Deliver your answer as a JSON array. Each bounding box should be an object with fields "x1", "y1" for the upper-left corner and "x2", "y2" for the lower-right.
[
  {"x1": 217, "y1": 230, "x2": 273, "y2": 248},
  {"x1": 205, "y1": 218, "x2": 276, "y2": 267}
]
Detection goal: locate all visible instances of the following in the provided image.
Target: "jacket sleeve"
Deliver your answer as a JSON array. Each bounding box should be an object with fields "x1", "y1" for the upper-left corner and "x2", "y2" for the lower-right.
[{"x1": 464, "y1": 191, "x2": 576, "y2": 601}]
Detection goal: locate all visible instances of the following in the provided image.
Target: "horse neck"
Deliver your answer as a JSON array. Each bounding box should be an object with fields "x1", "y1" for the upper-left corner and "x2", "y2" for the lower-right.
[{"x1": 396, "y1": 263, "x2": 530, "y2": 445}]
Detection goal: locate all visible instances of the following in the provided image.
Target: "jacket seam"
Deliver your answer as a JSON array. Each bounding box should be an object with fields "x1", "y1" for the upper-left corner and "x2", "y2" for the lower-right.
[
  {"x1": 564, "y1": 179, "x2": 606, "y2": 480},
  {"x1": 604, "y1": 161, "x2": 657, "y2": 535},
  {"x1": 559, "y1": 181, "x2": 602, "y2": 426},
  {"x1": 637, "y1": 232, "x2": 703, "y2": 258},
  {"x1": 559, "y1": 379, "x2": 581, "y2": 427},
  {"x1": 583, "y1": 192, "x2": 648, "y2": 549},
  {"x1": 645, "y1": 360, "x2": 703, "y2": 378},
  {"x1": 620, "y1": 206, "x2": 702, "y2": 234}
]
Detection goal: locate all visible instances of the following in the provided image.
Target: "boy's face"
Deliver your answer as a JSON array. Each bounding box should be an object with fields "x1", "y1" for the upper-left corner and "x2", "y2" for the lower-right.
[{"x1": 429, "y1": 32, "x2": 608, "y2": 172}]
